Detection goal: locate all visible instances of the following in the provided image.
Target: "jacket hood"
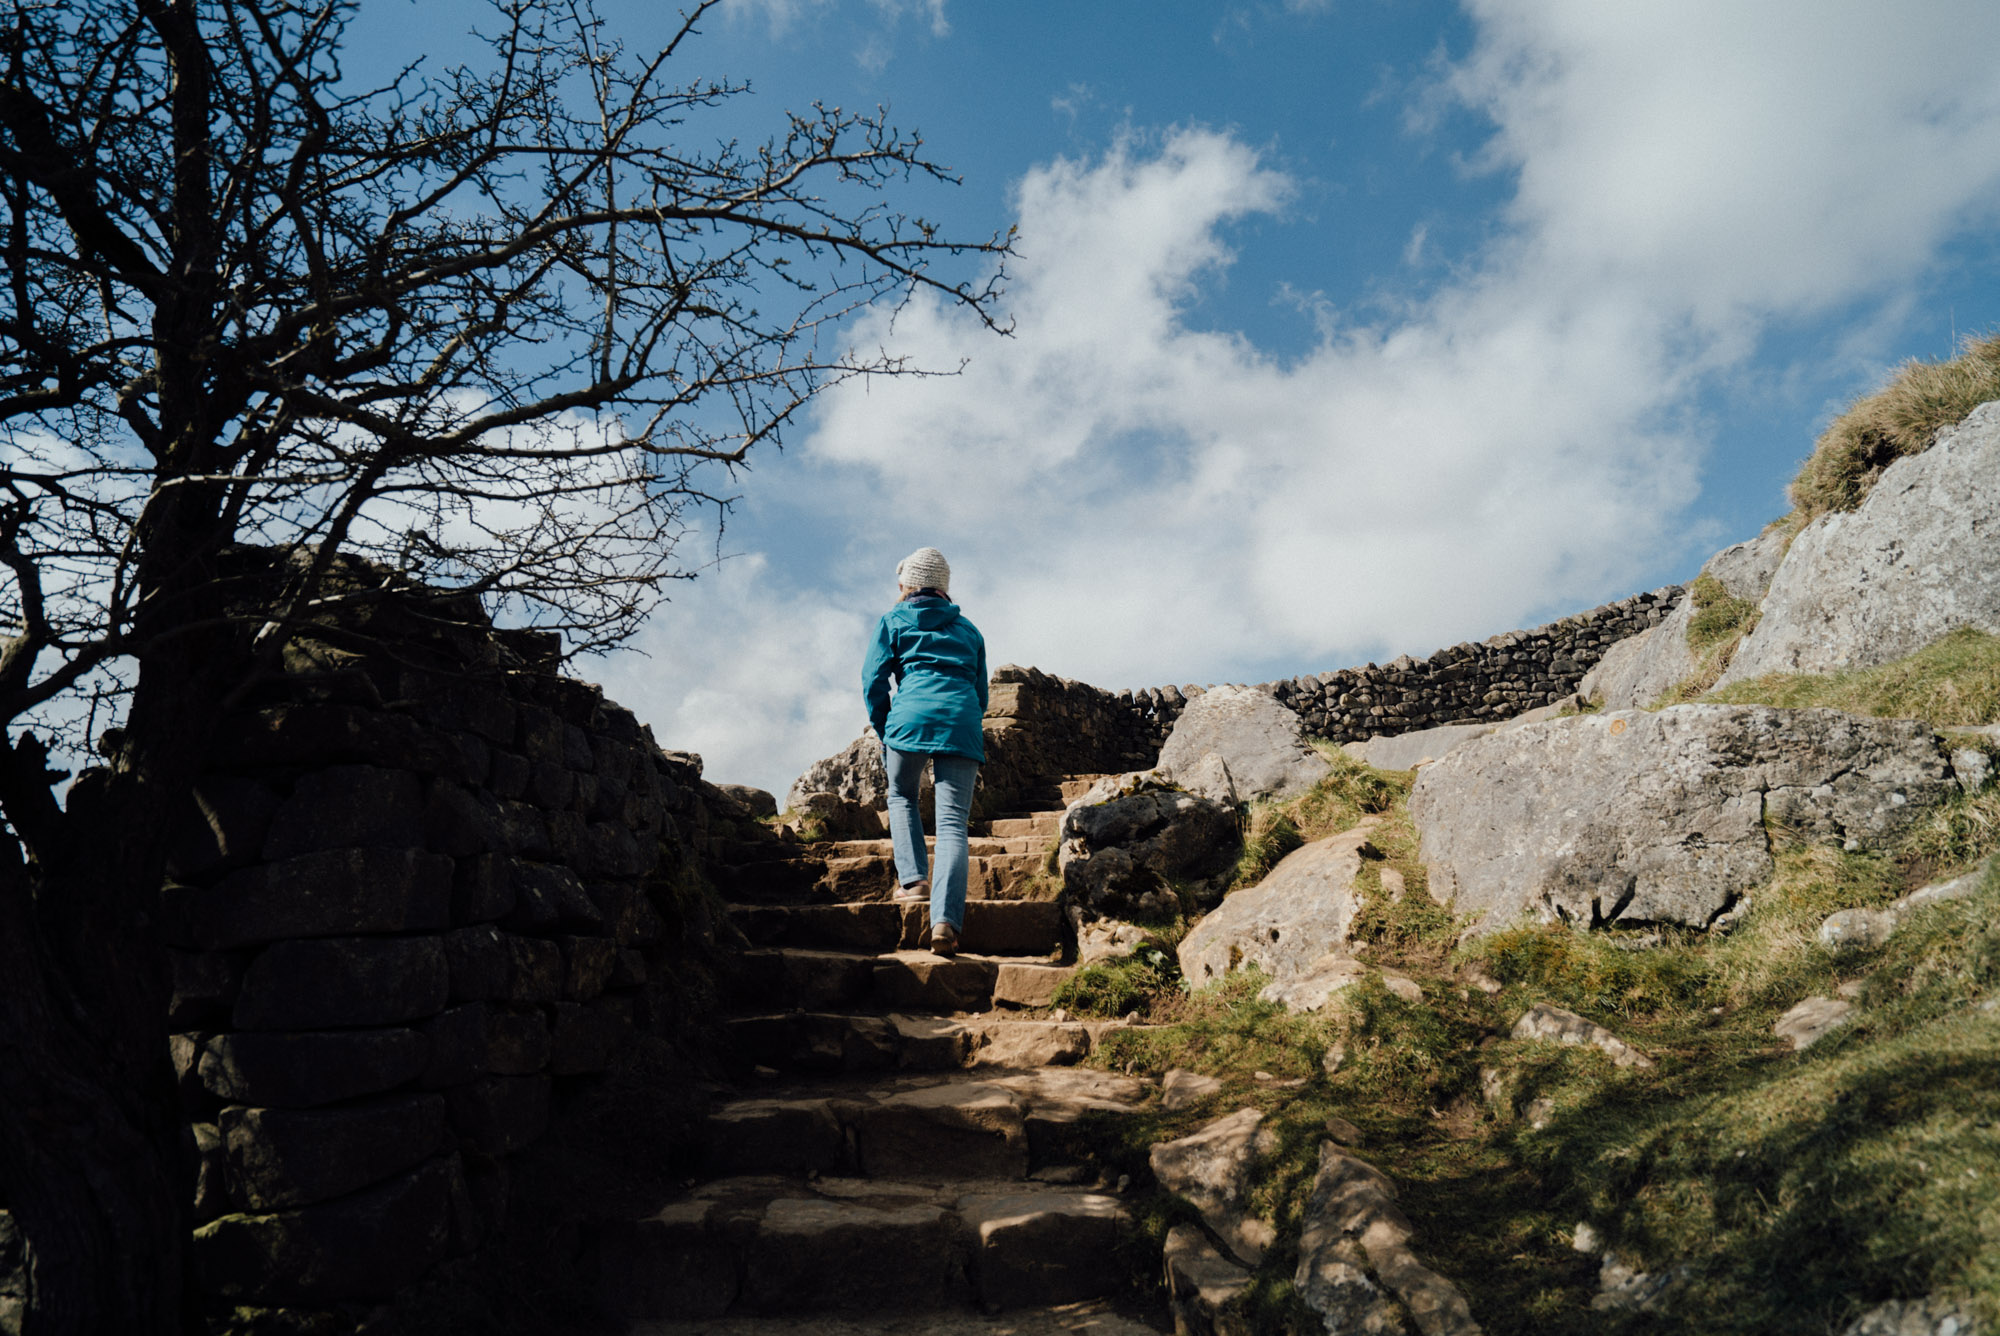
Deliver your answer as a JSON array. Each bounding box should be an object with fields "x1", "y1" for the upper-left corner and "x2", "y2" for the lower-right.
[{"x1": 892, "y1": 598, "x2": 962, "y2": 632}]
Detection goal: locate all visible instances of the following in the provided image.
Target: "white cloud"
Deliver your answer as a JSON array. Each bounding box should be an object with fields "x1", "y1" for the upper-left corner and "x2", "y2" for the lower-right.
[{"x1": 607, "y1": 3, "x2": 2000, "y2": 797}]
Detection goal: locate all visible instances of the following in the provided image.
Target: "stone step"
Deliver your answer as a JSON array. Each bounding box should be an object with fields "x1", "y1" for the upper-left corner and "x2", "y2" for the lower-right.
[
  {"x1": 726, "y1": 949, "x2": 1075, "y2": 1014},
  {"x1": 723, "y1": 1011, "x2": 1146, "y2": 1074},
  {"x1": 985, "y1": 813, "x2": 1062, "y2": 839},
  {"x1": 1058, "y1": 775, "x2": 1114, "y2": 804},
  {"x1": 597, "y1": 1175, "x2": 1136, "y2": 1319},
  {"x1": 818, "y1": 851, "x2": 1052, "y2": 903},
  {"x1": 698, "y1": 1068, "x2": 1152, "y2": 1178},
  {"x1": 729, "y1": 899, "x2": 1066, "y2": 956},
  {"x1": 826, "y1": 835, "x2": 1047, "y2": 859}
]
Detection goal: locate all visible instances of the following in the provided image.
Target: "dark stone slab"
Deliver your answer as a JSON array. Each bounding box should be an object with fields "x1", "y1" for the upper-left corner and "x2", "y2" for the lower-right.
[
  {"x1": 222, "y1": 1095, "x2": 445, "y2": 1210},
  {"x1": 261, "y1": 766, "x2": 425, "y2": 861},
  {"x1": 199, "y1": 1029, "x2": 427, "y2": 1109},
  {"x1": 233, "y1": 936, "x2": 447, "y2": 1031},
  {"x1": 447, "y1": 1076, "x2": 550, "y2": 1155},
  {"x1": 191, "y1": 1155, "x2": 454, "y2": 1304},
  {"x1": 484, "y1": 1005, "x2": 551, "y2": 1076},
  {"x1": 559, "y1": 936, "x2": 616, "y2": 1001},
  {"x1": 164, "y1": 848, "x2": 452, "y2": 950},
  {"x1": 167, "y1": 775, "x2": 281, "y2": 882},
  {"x1": 451, "y1": 853, "x2": 516, "y2": 924},
  {"x1": 422, "y1": 781, "x2": 505, "y2": 858},
  {"x1": 549, "y1": 996, "x2": 633, "y2": 1075}
]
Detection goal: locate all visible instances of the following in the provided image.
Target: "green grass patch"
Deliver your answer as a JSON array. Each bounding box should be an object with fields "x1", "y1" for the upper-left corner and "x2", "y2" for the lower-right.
[
  {"x1": 1054, "y1": 945, "x2": 1183, "y2": 1019},
  {"x1": 1695, "y1": 627, "x2": 2000, "y2": 728},
  {"x1": 1791, "y1": 331, "x2": 2000, "y2": 522},
  {"x1": 1685, "y1": 573, "x2": 1762, "y2": 652},
  {"x1": 1229, "y1": 804, "x2": 1304, "y2": 890}
]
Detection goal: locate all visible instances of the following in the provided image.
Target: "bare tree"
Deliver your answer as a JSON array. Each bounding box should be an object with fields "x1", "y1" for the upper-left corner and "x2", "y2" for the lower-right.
[{"x1": 0, "y1": 0, "x2": 1008, "y2": 1328}]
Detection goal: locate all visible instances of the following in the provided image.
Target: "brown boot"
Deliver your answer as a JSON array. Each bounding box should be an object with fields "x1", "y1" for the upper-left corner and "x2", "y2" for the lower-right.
[{"x1": 929, "y1": 921, "x2": 959, "y2": 957}]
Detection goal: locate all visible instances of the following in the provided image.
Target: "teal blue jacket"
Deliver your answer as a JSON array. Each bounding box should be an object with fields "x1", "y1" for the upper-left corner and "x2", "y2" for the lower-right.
[{"x1": 864, "y1": 594, "x2": 989, "y2": 761}]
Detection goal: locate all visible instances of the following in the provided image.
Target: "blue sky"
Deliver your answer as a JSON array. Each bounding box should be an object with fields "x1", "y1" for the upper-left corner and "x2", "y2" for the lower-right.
[{"x1": 352, "y1": 1, "x2": 2000, "y2": 797}]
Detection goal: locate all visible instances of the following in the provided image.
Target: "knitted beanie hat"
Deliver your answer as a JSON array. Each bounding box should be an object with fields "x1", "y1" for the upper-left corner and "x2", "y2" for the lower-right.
[{"x1": 896, "y1": 547, "x2": 951, "y2": 594}]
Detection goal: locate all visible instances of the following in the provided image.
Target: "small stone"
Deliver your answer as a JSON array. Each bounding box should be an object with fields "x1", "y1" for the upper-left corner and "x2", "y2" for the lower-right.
[{"x1": 1774, "y1": 996, "x2": 1854, "y2": 1050}]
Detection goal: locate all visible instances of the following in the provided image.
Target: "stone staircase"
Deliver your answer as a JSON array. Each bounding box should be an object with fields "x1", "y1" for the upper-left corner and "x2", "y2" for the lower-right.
[{"x1": 596, "y1": 775, "x2": 1165, "y2": 1323}]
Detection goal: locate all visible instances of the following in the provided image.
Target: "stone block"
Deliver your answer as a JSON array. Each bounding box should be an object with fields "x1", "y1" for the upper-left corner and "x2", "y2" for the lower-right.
[
  {"x1": 484, "y1": 1005, "x2": 551, "y2": 1075},
  {"x1": 502, "y1": 934, "x2": 563, "y2": 1004},
  {"x1": 959, "y1": 1190, "x2": 1128, "y2": 1309},
  {"x1": 168, "y1": 949, "x2": 246, "y2": 1029},
  {"x1": 742, "y1": 1198, "x2": 959, "y2": 1312},
  {"x1": 447, "y1": 1076, "x2": 550, "y2": 1155},
  {"x1": 856, "y1": 1082, "x2": 1028, "y2": 1179},
  {"x1": 419, "y1": 1005, "x2": 487, "y2": 1089},
  {"x1": 598, "y1": 1201, "x2": 737, "y2": 1320},
  {"x1": 191, "y1": 1122, "x2": 229, "y2": 1224},
  {"x1": 199, "y1": 1029, "x2": 427, "y2": 1109},
  {"x1": 560, "y1": 936, "x2": 617, "y2": 1001},
  {"x1": 167, "y1": 775, "x2": 280, "y2": 882},
  {"x1": 221, "y1": 1095, "x2": 446, "y2": 1210},
  {"x1": 233, "y1": 936, "x2": 447, "y2": 1031},
  {"x1": 213, "y1": 704, "x2": 462, "y2": 777},
  {"x1": 516, "y1": 705, "x2": 564, "y2": 765},
  {"x1": 992, "y1": 963, "x2": 1073, "y2": 1009},
  {"x1": 701, "y1": 1098, "x2": 849, "y2": 1177},
  {"x1": 164, "y1": 848, "x2": 453, "y2": 950},
  {"x1": 549, "y1": 998, "x2": 633, "y2": 1075},
  {"x1": 610, "y1": 949, "x2": 647, "y2": 988},
  {"x1": 443, "y1": 925, "x2": 510, "y2": 1002},
  {"x1": 527, "y1": 759, "x2": 574, "y2": 810},
  {"x1": 422, "y1": 781, "x2": 505, "y2": 858},
  {"x1": 497, "y1": 801, "x2": 551, "y2": 859},
  {"x1": 488, "y1": 750, "x2": 530, "y2": 800},
  {"x1": 191, "y1": 1155, "x2": 454, "y2": 1304},
  {"x1": 261, "y1": 766, "x2": 426, "y2": 860},
  {"x1": 505, "y1": 862, "x2": 602, "y2": 934},
  {"x1": 451, "y1": 853, "x2": 516, "y2": 924}
]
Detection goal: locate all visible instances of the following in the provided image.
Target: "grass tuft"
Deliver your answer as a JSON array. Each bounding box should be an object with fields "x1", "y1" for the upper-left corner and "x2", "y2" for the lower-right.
[
  {"x1": 1697, "y1": 627, "x2": 2000, "y2": 729},
  {"x1": 1791, "y1": 330, "x2": 2000, "y2": 521}
]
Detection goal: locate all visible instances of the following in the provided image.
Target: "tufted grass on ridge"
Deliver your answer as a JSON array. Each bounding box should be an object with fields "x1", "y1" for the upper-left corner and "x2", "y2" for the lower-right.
[
  {"x1": 1791, "y1": 330, "x2": 2000, "y2": 521},
  {"x1": 1695, "y1": 626, "x2": 2000, "y2": 728}
]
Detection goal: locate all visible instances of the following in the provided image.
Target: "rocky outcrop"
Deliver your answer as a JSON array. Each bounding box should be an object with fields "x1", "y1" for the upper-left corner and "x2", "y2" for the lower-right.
[
  {"x1": 1057, "y1": 772, "x2": 1240, "y2": 919},
  {"x1": 785, "y1": 732, "x2": 888, "y2": 812},
  {"x1": 1723, "y1": 400, "x2": 2000, "y2": 683},
  {"x1": 1410, "y1": 706, "x2": 1966, "y2": 933},
  {"x1": 1177, "y1": 827, "x2": 1377, "y2": 989},
  {"x1": 1157, "y1": 685, "x2": 1330, "y2": 802},
  {"x1": 1576, "y1": 602, "x2": 1697, "y2": 711}
]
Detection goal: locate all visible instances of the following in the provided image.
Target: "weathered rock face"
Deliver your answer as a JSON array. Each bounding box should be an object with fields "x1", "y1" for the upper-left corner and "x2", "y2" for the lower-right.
[
  {"x1": 785, "y1": 732, "x2": 889, "y2": 812},
  {"x1": 1058, "y1": 773, "x2": 1240, "y2": 919},
  {"x1": 1410, "y1": 706, "x2": 1964, "y2": 933},
  {"x1": 1577, "y1": 601, "x2": 1696, "y2": 711},
  {"x1": 1158, "y1": 685, "x2": 1330, "y2": 802},
  {"x1": 1148, "y1": 1109, "x2": 1279, "y2": 1266},
  {"x1": 1177, "y1": 827, "x2": 1377, "y2": 989},
  {"x1": 1702, "y1": 528, "x2": 1792, "y2": 603},
  {"x1": 1724, "y1": 399, "x2": 2000, "y2": 683}
]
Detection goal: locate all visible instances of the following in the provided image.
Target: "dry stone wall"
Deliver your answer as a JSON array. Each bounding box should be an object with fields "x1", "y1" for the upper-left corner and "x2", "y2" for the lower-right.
[
  {"x1": 1130, "y1": 588, "x2": 1683, "y2": 747},
  {"x1": 158, "y1": 564, "x2": 722, "y2": 1317}
]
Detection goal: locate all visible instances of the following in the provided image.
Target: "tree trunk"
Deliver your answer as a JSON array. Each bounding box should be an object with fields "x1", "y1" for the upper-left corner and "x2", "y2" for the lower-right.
[{"x1": 0, "y1": 841, "x2": 196, "y2": 1335}]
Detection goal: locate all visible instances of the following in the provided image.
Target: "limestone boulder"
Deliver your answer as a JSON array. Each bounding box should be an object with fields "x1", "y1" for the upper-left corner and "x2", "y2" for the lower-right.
[
  {"x1": 1511, "y1": 1004, "x2": 1652, "y2": 1069},
  {"x1": 1702, "y1": 527, "x2": 1792, "y2": 603},
  {"x1": 1774, "y1": 996, "x2": 1854, "y2": 1050},
  {"x1": 1157, "y1": 684, "x2": 1330, "y2": 802},
  {"x1": 1410, "y1": 706, "x2": 1963, "y2": 933},
  {"x1": 1148, "y1": 1108, "x2": 1279, "y2": 1265},
  {"x1": 1163, "y1": 1224, "x2": 1254, "y2": 1336},
  {"x1": 1058, "y1": 772, "x2": 1240, "y2": 919},
  {"x1": 1723, "y1": 399, "x2": 2000, "y2": 683},
  {"x1": 1577, "y1": 602, "x2": 1696, "y2": 711},
  {"x1": 786, "y1": 732, "x2": 926, "y2": 815},
  {"x1": 1344, "y1": 721, "x2": 1495, "y2": 773},
  {"x1": 1178, "y1": 827, "x2": 1376, "y2": 990}
]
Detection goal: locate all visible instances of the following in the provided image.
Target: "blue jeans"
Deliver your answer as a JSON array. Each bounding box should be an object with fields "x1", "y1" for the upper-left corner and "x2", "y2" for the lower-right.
[{"x1": 884, "y1": 748, "x2": 979, "y2": 932}]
